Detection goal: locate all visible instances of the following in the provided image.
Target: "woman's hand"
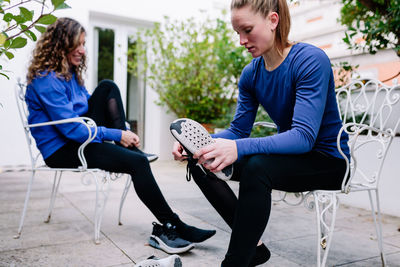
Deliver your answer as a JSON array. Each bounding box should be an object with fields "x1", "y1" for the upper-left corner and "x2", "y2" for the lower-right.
[
  {"x1": 172, "y1": 141, "x2": 188, "y2": 161},
  {"x1": 120, "y1": 130, "x2": 140, "y2": 148},
  {"x1": 194, "y1": 138, "x2": 237, "y2": 172}
]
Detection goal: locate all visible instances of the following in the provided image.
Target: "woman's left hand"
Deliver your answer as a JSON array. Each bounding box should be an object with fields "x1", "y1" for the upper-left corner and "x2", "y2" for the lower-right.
[
  {"x1": 130, "y1": 131, "x2": 140, "y2": 147},
  {"x1": 120, "y1": 130, "x2": 140, "y2": 148},
  {"x1": 193, "y1": 138, "x2": 237, "y2": 172}
]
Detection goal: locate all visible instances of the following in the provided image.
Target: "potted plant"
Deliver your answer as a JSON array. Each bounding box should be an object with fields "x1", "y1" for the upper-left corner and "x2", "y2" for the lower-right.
[{"x1": 127, "y1": 12, "x2": 252, "y2": 130}]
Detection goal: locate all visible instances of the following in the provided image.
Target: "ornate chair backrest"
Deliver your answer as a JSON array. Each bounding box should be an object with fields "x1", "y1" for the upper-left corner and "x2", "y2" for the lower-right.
[
  {"x1": 14, "y1": 79, "x2": 43, "y2": 169},
  {"x1": 335, "y1": 78, "x2": 400, "y2": 193}
]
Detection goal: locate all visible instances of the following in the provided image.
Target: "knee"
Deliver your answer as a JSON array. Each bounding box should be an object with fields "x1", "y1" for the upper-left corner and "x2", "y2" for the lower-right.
[
  {"x1": 97, "y1": 79, "x2": 120, "y2": 94},
  {"x1": 242, "y1": 155, "x2": 267, "y2": 174},
  {"x1": 240, "y1": 155, "x2": 272, "y2": 190},
  {"x1": 99, "y1": 79, "x2": 117, "y2": 87}
]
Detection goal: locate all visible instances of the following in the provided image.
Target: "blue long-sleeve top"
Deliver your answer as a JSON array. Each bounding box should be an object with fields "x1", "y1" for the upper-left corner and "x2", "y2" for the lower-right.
[
  {"x1": 25, "y1": 71, "x2": 122, "y2": 159},
  {"x1": 214, "y1": 43, "x2": 350, "y2": 160}
]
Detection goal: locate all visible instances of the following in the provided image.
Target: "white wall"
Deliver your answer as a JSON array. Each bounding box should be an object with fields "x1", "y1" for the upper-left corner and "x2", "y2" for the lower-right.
[{"x1": 1, "y1": 0, "x2": 399, "y2": 216}]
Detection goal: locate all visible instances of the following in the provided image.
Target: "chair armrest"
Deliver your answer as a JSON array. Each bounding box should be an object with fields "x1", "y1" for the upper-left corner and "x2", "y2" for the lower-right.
[
  {"x1": 253, "y1": 121, "x2": 277, "y2": 129},
  {"x1": 26, "y1": 117, "x2": 97, "y2": 171}
]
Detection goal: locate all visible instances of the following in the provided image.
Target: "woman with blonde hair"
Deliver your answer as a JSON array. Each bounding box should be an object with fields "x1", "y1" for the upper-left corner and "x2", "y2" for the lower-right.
[
  {"x1": 26, "y1": 17, "x2": 216, "y2": 260},
  {"x1": 172, "y1": 0, "x2": 349, "y2": 265}
]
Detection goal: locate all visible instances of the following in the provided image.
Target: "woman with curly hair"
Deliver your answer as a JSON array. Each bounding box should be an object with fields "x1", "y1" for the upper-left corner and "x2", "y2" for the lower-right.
[{"x1": 25, "y1": 17, "x2": 215, "y2": 259}]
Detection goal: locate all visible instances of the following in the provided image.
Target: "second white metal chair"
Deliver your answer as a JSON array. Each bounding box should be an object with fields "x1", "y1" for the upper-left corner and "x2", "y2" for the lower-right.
[{"x1": 254, "y1": 78, "x2": 399, "y2": 266}]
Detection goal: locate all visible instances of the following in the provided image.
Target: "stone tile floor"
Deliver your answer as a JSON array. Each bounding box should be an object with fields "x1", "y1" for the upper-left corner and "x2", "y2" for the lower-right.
[{"x1": 0, "y1": 160, "x2": 399, "y2": 266}]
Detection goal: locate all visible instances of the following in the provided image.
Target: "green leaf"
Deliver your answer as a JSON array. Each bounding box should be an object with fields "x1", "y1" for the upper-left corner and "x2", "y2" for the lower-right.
[
  {"x1": 19, "y1": 7, "x2": 33, "y2": 21},
  {"x1": 13, "y1": 14, "x2": 27, "y2": 24},
  {"x1": 4, "y1": 12, "x2": 13, "y2": 22},
  {"x1": 51, "y1": 0, "x2": 70, "y2": 10},
  {"x1": 22, "y1": 26, "x2": 37, "y2": 41},
  {"x1": 34, "y1": 25, "x2": 46, "y2": 33},
  {"x1": 3, "y1": 39, "x2": 11, "y2": 49},
  {"x1": 51, "y1": 0, "x2": 64, "y2": 7},
  {"x1": 54, "y1": 2, "x2": 70, "y2": 10},
  {"x1": 5, "y1": 51, "x2": 14, "y2": 59},
  {"x1": 9, "y1": 37, "x2": 27, "y2": 49},
  {"x1": 37, "y1": 14, "x2": 57, "y2": 25},
  {"x1": 0, "y1": 32, "x2": 6, "y2": 46}
]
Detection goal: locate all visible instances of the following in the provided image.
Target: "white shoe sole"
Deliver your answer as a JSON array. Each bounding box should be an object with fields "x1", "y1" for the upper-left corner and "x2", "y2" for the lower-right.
[
  {"x1": 134, "y1": 254, "x2": 182, "y2": 267},
  {"x1": 170, "y1": 118, "x2": 233, "y2": 181},
  {"x1": 149, "y1": 235, "x2": 194, "y2": 254}
]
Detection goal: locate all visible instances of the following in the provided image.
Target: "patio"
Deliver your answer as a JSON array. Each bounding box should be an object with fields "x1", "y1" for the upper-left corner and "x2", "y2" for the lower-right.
[{"x1": 0, "y1": 160, "x2": 399, "y2": 266}]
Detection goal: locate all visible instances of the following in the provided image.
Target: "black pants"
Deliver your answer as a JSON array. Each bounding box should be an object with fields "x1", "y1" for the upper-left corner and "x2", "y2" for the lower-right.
[
  {"x1": 189, "y1": 151, "x2": 347, "y2": 267},
  {"x1": 45, "y1": 80, "x2": 175, "y2": 223}
]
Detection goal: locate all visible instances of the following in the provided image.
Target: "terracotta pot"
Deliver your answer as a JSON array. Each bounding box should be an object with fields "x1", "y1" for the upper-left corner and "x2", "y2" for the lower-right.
[{"x1": 201, "y1": 123, "x2": 215, "y2": 134}]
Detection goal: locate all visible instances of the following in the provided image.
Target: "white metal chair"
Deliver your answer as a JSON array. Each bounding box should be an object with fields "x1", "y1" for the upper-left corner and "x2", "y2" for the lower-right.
[
  {"x1": 254, "y1": 78, "x2": 400, "y2": 266},
  {"x1": 13, "y1": 79, "x2": 129, "y2": 244}
]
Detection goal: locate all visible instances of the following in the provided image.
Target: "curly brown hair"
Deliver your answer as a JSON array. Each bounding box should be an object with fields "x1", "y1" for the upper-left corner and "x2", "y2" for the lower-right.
[{"x1": 27, "y1": 17, "x2": 87, "y2": 85}]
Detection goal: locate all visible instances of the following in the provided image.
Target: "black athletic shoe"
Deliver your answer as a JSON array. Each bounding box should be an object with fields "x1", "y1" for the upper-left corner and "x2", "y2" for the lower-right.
[
  {"x1": 170, "y1": 118, "x2": 233, "y2": 181},
  {"x1": 169, "y1": 215, "x2": 216, "y2": 243},
  {"x1": 129, "y1": 146, "x2": 159, "y2": 162},
  {"x1": 250, "y1": 243, "x2": 271, "y2": 266},
  {"x1": 144, "y1": 152, "x2": 158, "y2": 163},
  {"x1": 149, "y1": 222, "x2": 194, "y2": 254}
]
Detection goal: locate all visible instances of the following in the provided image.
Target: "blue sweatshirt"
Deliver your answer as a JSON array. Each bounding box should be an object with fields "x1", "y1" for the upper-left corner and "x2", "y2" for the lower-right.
[
  {"x1": 214, "y1": 43, "x2": 350, "y2": 160},
  {"x1": 25, "y1": 71, "x2": 122, "y2": 159}
]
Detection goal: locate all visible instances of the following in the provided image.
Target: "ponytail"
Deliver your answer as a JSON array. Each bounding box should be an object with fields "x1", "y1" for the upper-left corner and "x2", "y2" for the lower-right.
[{"x1": 275, "y1": 0, "x2": 291, "y2": 55}]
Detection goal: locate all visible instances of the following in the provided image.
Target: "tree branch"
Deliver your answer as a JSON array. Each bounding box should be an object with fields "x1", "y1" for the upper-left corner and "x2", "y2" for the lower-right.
[
  {"x1": 3, "y1": 0, "x2": 34, "y2": 12},
  {"x1": 4, "y1": 1, "x2": 48, "y2": 42},
  {"x1": 4, "y1": 23, "x2": 18, "y2": 33},
  {"x1": 5, "y1": 13, "x2": 47, "y2": 41}
]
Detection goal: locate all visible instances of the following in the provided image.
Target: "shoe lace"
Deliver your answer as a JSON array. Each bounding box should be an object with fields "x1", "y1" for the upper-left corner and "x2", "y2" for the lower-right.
[
  {"x1": 185, "y1": 156, "x2": 198, "y2": 182},
  {"x1": 186, "y1": 161, "x2": 192, "y2": 182},
  {"x1": 163, "y1": 223, "x2": 179, "y2": 240},
  {"x1": 185, "y1": 156, "x2": 209, "y2": 182}
]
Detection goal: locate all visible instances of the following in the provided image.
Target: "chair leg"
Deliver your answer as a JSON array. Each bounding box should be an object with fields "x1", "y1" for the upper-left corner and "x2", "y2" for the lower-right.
[
  {"x1": 313, "y1": 192, "x2": 338, "y2": 267},
  {"x1": 93, "y1": 171, "x2": 111, "y2": 244},
  {"x1": 14, "y1": 170, "x2": 36, "y2": 239},
  {"x1": 368, "y1": 189, "x2": 387, "y2": 267},
  {"x1": 44, "y1": 171, "x2": 63, "y2": 223},
  {"x1": 118, "y1": 175, "x2": 132, "y2": 225}
]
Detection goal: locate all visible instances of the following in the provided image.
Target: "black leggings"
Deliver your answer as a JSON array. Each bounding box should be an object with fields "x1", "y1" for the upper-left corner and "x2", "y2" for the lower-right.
[
  {"x1": 45, "y1": 80, "x2": 175, "y2": 223},
  {"x1": 189, "y1": 151, "x2": 346, "y2": 267}
]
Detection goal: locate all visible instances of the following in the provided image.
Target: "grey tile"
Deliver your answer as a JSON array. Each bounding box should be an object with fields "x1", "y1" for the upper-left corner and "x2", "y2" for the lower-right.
[
  {"x1": 1, "y1": 161, "x2": 399, "y2": 267},
  {"x1": 0, "y1": 239, "x2": 130, "y2": 267}
]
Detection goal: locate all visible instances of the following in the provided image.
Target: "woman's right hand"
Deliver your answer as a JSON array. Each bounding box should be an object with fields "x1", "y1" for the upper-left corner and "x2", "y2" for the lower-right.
[
  {"x1": 120, "y1": 130, "x2": 140, "y2": 148},
  {"x1": 172, "y1": 141, "x2": 188, "y2": 161}
]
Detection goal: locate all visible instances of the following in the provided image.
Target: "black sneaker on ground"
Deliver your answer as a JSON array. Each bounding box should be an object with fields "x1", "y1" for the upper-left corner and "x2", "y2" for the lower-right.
[
  {"x1": 250, "y1": 243, "x2": 271, "y2": 266},
  {"x1": 170, "y1": 118, "x2": 233, "y2": 181},
  {"x1": 149, "y1": 222, "x2": 194, "y2": 254},
  {"x1": 169, "y1": 215, "x2": 216, "y2": 243}
]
